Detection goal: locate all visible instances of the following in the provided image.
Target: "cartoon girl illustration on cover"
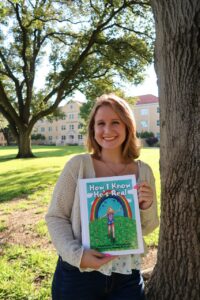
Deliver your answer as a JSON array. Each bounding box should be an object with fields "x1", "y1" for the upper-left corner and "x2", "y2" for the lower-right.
[{"x1": 106, "y1": 207, "x2": 115, "y2": 241}]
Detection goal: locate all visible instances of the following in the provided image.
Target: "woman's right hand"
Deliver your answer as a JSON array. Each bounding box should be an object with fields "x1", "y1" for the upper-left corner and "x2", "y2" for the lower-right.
[{"x1": 80, "y1": 249, "x2": 117, "y2": 270}]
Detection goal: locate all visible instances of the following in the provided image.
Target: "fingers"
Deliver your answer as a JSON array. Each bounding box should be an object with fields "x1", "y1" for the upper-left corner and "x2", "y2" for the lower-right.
[
  {"x1": 137, "y1": 181, "x2": 154, "y2": 210},
  {"x1": 80, "y1": 249, "x2": 117, "y2": 270}
]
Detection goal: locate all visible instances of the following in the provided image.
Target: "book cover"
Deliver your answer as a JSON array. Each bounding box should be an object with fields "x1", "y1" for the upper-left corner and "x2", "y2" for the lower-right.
[{"x1": 79, "y1": 175, "x2": 144, "y2": 255}]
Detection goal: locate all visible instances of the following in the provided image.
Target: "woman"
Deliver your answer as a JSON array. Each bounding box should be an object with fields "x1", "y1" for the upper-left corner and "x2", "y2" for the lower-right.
[{"x1": 46, "y1": 93, "x2": 159, "y2": 300}]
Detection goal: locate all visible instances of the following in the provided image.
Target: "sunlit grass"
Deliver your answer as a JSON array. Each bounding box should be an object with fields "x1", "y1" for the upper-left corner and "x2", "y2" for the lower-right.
[
  {"x1": 34, "y1": 220, "x2": 49, "y2": 238},
  {"x1": 0, "y1": 244, "x2": 56, "y2": 300},
  {"x1": 0, "y1": 145, "x2": 85, "y2": 202},
  {"x1": 0, "y1": 145, "x2": 160, "y2": 298},
  {"x1": 0, "y1": 220, "x2": 8, "y2": 232}
]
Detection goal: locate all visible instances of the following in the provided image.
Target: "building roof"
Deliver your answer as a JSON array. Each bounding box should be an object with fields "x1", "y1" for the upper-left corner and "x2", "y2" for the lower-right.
[{"x1": 135, "y1": 94, "x2": 159, "y2": 105}]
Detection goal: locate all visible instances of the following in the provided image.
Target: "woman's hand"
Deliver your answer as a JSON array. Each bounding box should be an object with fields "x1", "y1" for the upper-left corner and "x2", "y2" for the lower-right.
[
  {"x1": 80, "y1": 249, "x2": 117, "y2": 270},
  {"x1": 137, "y1": 181, "x2": 154, "y2": 210}
]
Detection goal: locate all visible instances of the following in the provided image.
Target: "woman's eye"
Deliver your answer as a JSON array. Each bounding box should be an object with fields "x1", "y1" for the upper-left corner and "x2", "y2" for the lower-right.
[
  {"x1": 112, "y1": 121, "x2": 120, "y2": 125},
  {"x1": 97, "y1": 122, "x2": 104, "y2": 126}
]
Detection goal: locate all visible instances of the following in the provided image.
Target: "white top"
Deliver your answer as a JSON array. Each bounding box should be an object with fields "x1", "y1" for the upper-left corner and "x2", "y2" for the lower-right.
[{"x1": 45, "y1": 154, "x2": 159, "y2": 276}]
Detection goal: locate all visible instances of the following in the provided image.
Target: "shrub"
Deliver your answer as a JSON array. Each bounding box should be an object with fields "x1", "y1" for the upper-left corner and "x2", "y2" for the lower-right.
[
  {"x1": 137, "y1": 131, "x2": 155, "y2": 139},
  {"x1": 31, "y1": 133, "x2": 46, "y2": 140},
  {"x1": 146, "y1": 137, "x2": 158, "y2": 147}
]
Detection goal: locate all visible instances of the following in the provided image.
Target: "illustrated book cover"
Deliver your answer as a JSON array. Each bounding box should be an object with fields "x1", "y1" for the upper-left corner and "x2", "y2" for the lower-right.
[{"x1": 79, "y1": 175, "x2": 144, "y2": 255}]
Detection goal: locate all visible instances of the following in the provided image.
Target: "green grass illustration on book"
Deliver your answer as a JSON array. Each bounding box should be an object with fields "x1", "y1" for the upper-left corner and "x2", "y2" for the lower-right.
[
  {"x1": 90, "y1": 215, "x2": 138, "y2": 252},
  {"x1": 89, "y1": 192, "x2": 138, "y2": 252}
]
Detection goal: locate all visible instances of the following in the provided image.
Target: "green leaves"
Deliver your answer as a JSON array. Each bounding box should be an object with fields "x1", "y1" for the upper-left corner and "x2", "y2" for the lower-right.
[{"x1": 0, "y1": 0, "x2": 154, "y2": 157}]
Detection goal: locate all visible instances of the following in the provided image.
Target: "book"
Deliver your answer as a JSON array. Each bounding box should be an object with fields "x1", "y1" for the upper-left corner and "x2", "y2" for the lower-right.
[{"x1": 79, "y1": 175, "x2": 144, "y2": 255}]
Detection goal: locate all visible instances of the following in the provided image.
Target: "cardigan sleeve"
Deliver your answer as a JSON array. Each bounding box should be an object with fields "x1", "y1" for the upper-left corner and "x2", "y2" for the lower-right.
[
  {"x1": 45, "y1": 158, "x2": 84, "y2": 267},
  {"x1": 139, "y1": 162, "x2": 159, "y2": 236}
]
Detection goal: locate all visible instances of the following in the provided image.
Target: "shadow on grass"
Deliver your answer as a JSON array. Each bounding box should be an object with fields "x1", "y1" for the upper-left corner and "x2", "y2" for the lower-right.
[
  {"x1": 0, "y1": 145, "x2": 86, "y2": 203},
  {"x1": 0, "y1": 155, "x2": 17, "y2": 162},
  {"x1": 0, "y1": 167, "x2": 61, "y2": 203},
  {"x1": 0, "y1": 145, "x2": 85, "y2": 162},
  {"x1": 33, "y1": 146, "x2": 85, "y2": 158}
]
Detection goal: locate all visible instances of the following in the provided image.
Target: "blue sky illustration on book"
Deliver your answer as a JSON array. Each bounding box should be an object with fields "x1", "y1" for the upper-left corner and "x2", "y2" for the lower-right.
[{"x1": 86, "y1": 178, "x2": 136, "y2": 222}]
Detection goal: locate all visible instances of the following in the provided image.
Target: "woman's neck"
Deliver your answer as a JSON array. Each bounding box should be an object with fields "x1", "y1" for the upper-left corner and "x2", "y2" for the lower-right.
[{"x1": 100, "y1": 149, "x2": 124, "y2": 164}]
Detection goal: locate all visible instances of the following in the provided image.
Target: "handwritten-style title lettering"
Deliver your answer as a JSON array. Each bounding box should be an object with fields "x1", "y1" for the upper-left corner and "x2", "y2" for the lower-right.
[{"x1": 88, "y1": 182, "x2": 131, "y2": 197}]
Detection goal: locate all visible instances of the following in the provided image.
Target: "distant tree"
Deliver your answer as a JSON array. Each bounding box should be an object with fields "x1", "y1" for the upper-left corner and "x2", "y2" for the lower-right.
[
  {"x1": 145, "y1": 136, "x2": 158, "y2": 147},
  {"x1": 137, "y1": 131, "x2": 154, "y2": 138},
  {"x1": 0, "y1": 113, "x2": 14, "y2": 145},
  {"x1": 0, "y1": 0, "x2": 154, "y2": 158},
  {"x1": 31, "y1": 133, "x2": 45, "y2": 141},
  {"x1": 79, "y1": 77, "x2": 138, "y2": 131},
  {"x1": 0, "y1": 114, "x2": 7, "y2": 131}
]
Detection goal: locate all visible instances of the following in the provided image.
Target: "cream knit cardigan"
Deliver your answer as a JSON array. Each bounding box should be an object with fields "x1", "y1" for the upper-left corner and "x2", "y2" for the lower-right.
[{"x1": 45, "y1": 154, "x2": 159, "y2": 270}]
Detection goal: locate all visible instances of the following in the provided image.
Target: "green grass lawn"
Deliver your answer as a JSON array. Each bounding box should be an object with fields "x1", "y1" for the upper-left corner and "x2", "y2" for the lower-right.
[
  {"x1": 0, "y1": 145, "x2": 85, "y2": 202},
  {"x1": 0, "y1": 145, "x2": 160, "y2": 299}
]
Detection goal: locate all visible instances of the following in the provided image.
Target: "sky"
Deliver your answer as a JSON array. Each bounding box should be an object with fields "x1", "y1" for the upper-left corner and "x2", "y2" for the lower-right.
[
  {"x1": 35, "y1": 62, "x2": 158, "y2": 103},
  {"x1": 127, "y1": 64, "x2": 158, "y2": 97},
  {"x1": 73, "y1": 64, "x2": 158, "y2": 103}
]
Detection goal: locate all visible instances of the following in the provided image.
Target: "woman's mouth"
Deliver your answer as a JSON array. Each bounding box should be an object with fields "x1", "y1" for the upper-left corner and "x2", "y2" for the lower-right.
[{"x1": 103, "y1": 137, "x2": 116, "y2": 141}]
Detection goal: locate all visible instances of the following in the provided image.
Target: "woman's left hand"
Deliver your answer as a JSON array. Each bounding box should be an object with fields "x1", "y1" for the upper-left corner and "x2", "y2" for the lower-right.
[{"x1": 137, "y1": 181, "x2": 154, "y2": 210}]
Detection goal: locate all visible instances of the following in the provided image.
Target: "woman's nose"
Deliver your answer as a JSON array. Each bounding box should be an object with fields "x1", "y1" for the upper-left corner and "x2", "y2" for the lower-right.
[{"x1": 104, "y1": 124, "x2": 112, "y2": 133}]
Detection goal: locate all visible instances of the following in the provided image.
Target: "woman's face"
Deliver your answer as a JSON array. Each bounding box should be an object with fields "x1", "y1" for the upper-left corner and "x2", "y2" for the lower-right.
[{"x1": 94, "y1": 105, "x2": 126, "y2": 151}]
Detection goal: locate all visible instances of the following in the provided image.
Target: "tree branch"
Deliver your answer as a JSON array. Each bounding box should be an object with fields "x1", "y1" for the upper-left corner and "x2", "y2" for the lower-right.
[
  {"x1": 111, "y1": 23, "x2": 153, "y2": 39},
  {"x1": 0, "y1": 104, "x2": 19, "y2": 140},
  {"x1": 40, "y1": 1, "x2": 138, "y2": 107},
  {"x1": 13, "y1": 2, "x2": 34, "y2": 115},
  {"x1": 89, "y1": 0, "x2": 100, "y2": 14},
  {"x1": 0, "y1": 81, "x2": 21, "y2": 129},
  {"x1": 56, "y1": 1, "x2": 134, "y2": 95},
  {"x1": 0, "y1": 50, "x2": 24, "y2": 110},
  {"x1": 0, "y1": 50, "x2": 20, "y2": 85}
]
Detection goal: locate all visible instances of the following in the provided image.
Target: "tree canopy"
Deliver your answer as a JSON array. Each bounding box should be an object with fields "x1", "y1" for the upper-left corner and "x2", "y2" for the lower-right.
[
  {"x1": 79, "y1": 77, "x2": 138, "y2": 131},
  {"x1": 0, "y1": 0, "x2": 154, "y2": 157}
]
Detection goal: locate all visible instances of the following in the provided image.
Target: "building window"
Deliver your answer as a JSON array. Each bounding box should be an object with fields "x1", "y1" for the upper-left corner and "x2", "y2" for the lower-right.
[
  {"x1": 140, "y1": 108, "x2": 148, "y2": 116},
  {"x1": 69, "y1": 124, "x2": 74, "y2": 130},
  {"x1": 69, "y1": 113, "x2": 74, "y2": 120},
  {"x1": 157, "y1": 106, "x2": 160, "y2": 113},
  {"x1": 157, "y1": 120, "x2": 160, "y2": 126},
  {"x1": 61, "y1": 125, "x2": 66, "y2": 130},
  {"x1": 78, "y1": 123, "x2": 83, "y2": 129},
  {"x1": 70, "y1": 104, "x2": 73, "y2": 109},
  {"x1": 156, "y1": 132, "x2": 160, "y2": 139},
  {"x1": 49, "y1": 136, "x2": 52, "y2": 140},
  {"x1": 69, "y1": 135, "x2": 74, "y2": 139},
  {"x1": 78, "y1": 134, "x2": 83, "y2": 140},
  {"x1": 62, "y1": 115, "x2": 66, "y2": 120},
  {"x1": 41, "y1": 127, "x2": 45, "y2": 132},
  {"x1": 48, "y1": 127, "x2": 52, "y2": 131},
  {"x1": 61, "y1": 135, "x2": 66, "y2": 140},
  {"x1": 140, "y1": 120, "x2": 148, "y2": 128}
]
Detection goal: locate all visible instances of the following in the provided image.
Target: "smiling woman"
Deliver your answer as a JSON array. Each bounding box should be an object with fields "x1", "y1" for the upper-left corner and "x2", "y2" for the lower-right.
[
  {"x1": 45, "y1": 93, "x2": 159, "y2": 300},
  {"x1": 94, "y1": 105, "x2": 126, "y2": 152}
]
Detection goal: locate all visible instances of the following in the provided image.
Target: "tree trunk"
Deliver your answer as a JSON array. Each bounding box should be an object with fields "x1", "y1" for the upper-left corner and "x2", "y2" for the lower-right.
[
  {"x1": 1, "y1": 129, "x2": 10, "y2": 146},
  {"x1": 16, "y1": 129, "x2": 35, "y2": 158},
  {"x1": 147, "y1": 1, "x2": 200, "y2": 299}
]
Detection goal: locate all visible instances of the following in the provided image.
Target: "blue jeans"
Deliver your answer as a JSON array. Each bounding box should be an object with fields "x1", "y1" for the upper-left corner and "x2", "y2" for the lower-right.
[{"x1": 52, "y1": 257, "x2": 146, "y2": 300}]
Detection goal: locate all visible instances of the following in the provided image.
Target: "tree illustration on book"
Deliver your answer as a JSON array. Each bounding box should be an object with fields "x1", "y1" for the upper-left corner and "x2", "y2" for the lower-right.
[{"x1": 79, "y1": 175, "x2": 144, "y2": 255}]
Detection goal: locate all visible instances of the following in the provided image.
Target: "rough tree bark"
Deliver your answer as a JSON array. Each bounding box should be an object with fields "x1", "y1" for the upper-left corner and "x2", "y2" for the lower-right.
[
  {"x1": 16, "y1": 129, "x2": 34, "y2": 158},
  {"x1": 146, "y1": 1, "x2": 200, "y2": 299}
]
